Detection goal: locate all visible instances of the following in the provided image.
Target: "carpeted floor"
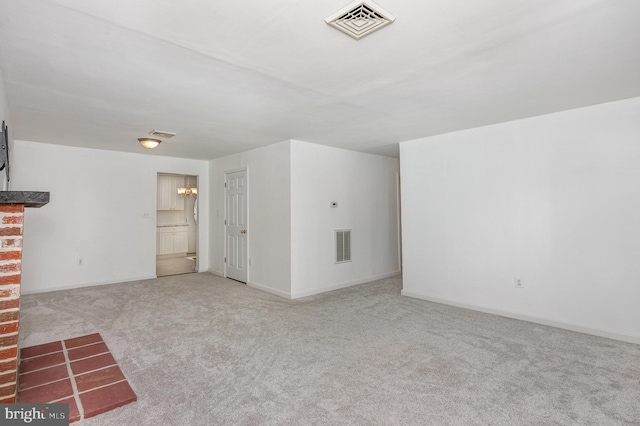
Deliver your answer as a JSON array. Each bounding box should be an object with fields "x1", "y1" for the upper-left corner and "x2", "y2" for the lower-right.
[{"x1": 18, "y1": 274, "x2": 640, "y2": 425}]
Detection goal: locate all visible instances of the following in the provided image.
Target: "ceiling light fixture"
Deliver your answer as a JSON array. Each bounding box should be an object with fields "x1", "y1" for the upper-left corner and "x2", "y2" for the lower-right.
[
  {"x1": 177, "y1": 177, "x2": 197, "y2": 197},
  {"x1": 138, "y1": 138, "x2": 161, "y2": 149}
]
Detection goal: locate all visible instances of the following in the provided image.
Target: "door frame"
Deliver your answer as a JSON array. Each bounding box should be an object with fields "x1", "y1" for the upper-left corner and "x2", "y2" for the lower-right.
[
  {"x1": 224, "y1": 167, "x2": 249, "y2": 283},
  {"x1": 155, "y1": 172, "x2": 200, "y2": 276}
]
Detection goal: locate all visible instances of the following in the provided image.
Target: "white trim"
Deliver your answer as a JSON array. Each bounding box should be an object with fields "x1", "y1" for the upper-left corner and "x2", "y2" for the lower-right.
[
  {"x1": 401, "y1": 291, "x2": 640, "y2": 345},
  {"x1": 21, "y1": 275, "x2": 158, "y2": 295},
  {"x1": 208, "y1": 268, "x2": 225, "y2": 277},
  {"x1": 247, "y1": 281, "x2": 292, "y2": 299},
  {"x1": 290, "y1": 271, "x2": 401, "y2": 299}
]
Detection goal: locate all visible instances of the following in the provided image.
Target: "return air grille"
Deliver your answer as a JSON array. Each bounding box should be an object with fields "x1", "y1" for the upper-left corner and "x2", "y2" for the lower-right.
[
  {"x1": 325, "y1": 1, "x2": 395, "y2": 40},
  {"x1": 336, "y1": 230, "x2": 352, "y2": 263},
  {"x1": 149, "y1": 130, "x2": 176, "y2": 138}
]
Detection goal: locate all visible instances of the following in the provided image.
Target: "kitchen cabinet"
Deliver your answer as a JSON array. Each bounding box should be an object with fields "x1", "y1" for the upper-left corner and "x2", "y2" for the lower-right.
[
  {"x1": 157, "y1": 175, "x2": 185, "y2": 211},
  {"x1": 157, "y1": 226, "x2": 188, "y2": 255}
]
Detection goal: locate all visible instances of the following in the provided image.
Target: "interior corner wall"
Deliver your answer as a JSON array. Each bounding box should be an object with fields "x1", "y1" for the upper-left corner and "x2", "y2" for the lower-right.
[
  {"x1": 290, "y1": 140, "x2": 401, "y2": 299},
  {"x1": 11, "y1": 140, "x2": 210, "y2": 293},
  {"x1": 400, "y1": 97, "x2": 640, "y2": 343},
  {"x1": 209, "y1": 141, "x2": 292, "y2": 297},
  {"x1": 0, "y1": 68, "x2": 10, "y2": 190}
]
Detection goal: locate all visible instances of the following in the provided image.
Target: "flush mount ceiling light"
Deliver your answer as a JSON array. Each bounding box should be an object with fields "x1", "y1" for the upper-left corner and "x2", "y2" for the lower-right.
[
  {"x1": 138, "y1": 130, "x2": 176, "y2": 149},
  {"x1": 138, "y1": 138, "x2": 161, "y2": 149},
  {"x1": 325, "y1": 0, "x2": 395, "y2": 40}
]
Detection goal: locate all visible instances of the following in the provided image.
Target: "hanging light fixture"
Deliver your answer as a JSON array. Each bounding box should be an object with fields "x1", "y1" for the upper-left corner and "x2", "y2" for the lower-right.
[
  {"x1": 138, "y1": 138, "x2": 161, "y2": 149},
  {"x1": 177, "y1": 176, "x2": 197, "y2": 196}
]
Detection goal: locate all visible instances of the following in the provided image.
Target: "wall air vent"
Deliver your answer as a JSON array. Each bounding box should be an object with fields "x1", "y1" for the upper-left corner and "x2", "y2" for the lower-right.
[
  {"x1": 149, "y1": 130, "x2": 177, "y2": 138},
  {"x1": 325, "y1": 0, "x2": 395, "y2": 40},
  {"x1": 335, "y1": 229, "x2": 352, "y2": 263}
]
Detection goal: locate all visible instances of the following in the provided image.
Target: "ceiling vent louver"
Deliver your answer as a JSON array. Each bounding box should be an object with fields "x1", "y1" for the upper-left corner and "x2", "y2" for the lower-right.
[
  {"x1": 149, "y1": 130, "x2": 176, "y2": 138},
  {"x1": 325, "y1": 0, "x2": 395, "y2": 40}
]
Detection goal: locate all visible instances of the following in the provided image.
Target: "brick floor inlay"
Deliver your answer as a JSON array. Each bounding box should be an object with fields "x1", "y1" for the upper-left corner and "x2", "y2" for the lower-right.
[{"x1": 18, "y1": 333, "x2": 136, "y2": 422}]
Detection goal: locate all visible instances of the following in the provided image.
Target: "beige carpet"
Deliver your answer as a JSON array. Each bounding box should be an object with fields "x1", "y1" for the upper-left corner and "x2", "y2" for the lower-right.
[{"x1": 18, "y1": 274, "x2": 640, "y2": 425}]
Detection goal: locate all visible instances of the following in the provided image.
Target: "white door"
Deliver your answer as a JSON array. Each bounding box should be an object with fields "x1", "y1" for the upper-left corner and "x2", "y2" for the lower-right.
[{"x1": 225, "y1": 170, "x2": 248, "y2": 283}]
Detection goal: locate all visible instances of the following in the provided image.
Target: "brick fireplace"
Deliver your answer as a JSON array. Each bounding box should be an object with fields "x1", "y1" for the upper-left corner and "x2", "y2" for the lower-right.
[{"x1": 0, "y1": 191, "x2": 49, "y2": 403}]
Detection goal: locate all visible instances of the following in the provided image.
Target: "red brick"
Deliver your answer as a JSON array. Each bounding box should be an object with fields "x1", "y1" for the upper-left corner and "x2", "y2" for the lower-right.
[
  {"x1": 0, "y1": 205, "x2": 24, "y2": 214},
  {"x1": 1, "y1": 216, "x2": 23, "y2": 225},
  {"x1": 56, "y1": 397, "x2": 81, "y2": 423},
  {"x1": 0, "y1": 286, "x2": 19, "y2": 298},
  {"x1": 0, "y1": 322, "x2": 18, "y2": 334},
  {"x1": 0, "y1": 347, "x2": 17, "y2": 359},
  {"x1": 19, "y1": 365, "x2": 68, "y2": 391},
  {"x1": 64, "y1": 333, "x2": 102, "y2": 349},
  {"x1": 0, "y1": 298, "x2": 19, "y2": 310},
  {"x1": 0, "y1": 383, "x2": 16, "y2": 398},
  {"x1": 0, "y1": 395, "x2": 15, "y2": 403},
  {"x1": 0, "y1": 371, "x2": 16, "y2": 386},
  {"x1": 70, "y1": 353, "x2": 116, "y2": 376},
  {"x1": 0, "y1": 359, "x2": 17, "y2": 373},
  {"x1": 20, "y1": 341, "x2": 63, "y2": 359},
  {"x1": 68, "y1": 342, "x2": 108, "y2": 361},
  {"x1": 0, "y1": 262, "x2": 21, "y2": 273},
  {"x1": 18, "y1": 378, "x2": 73, "y2": 403},
  {"x1": 19, "y1": 352, "x2": 64, "y2": 373},
  {"x1": 76, "y1": 365, "x2": 125, "y2": 393},
  {"x1": 0, "y1": 311, "x2": 18, "y2": 323},
  {"x1": 79, "y1": 381, "x2": 136, "y2": 419},
  {"x1": 0, "y1": 335, "x2": 18, "y2": 347},
  {"x1": 0, "y1": 275, "x2": 20, "y2": 285},
  {"x1": 0, "y1": 228, "x2": 22, "y2": 237},
  {"x1": 0, "y1": 239, "x2": 22, "y2": 249},
  {"x1": 0, "y1": 251, "x2": 21, "y2": 261}
]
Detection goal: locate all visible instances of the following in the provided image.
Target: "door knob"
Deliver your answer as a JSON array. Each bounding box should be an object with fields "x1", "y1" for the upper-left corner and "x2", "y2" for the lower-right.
[{"x1": 241, "y1": 229, "x2": 247, "y2": 234}]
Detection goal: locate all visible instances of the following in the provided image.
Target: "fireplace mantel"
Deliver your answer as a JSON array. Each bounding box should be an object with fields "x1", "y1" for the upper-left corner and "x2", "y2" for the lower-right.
[{"x1": 0, "y1": 191, "x2": 49, "y2": 208}]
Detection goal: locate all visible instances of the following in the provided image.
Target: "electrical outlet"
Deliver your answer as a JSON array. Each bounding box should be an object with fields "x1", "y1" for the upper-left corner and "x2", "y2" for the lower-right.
[
  {"x1": 515, "y1": 278, "x2": 523, "y2": 288},
  {"x1": 77, "y1": 258, "x2": 84, "y2": 266}
]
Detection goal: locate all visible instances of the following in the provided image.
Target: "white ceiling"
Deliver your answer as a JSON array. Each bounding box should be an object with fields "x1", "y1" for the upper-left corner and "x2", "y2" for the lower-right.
[{"x1": 0, "y1": 0, "x2": 638, "y2": 159}]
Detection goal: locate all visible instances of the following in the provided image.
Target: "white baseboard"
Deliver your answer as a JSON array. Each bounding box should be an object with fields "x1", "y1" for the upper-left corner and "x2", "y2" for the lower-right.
[
  {"x1": 290, "y1": 271, "x2": 402, "y2": 299},
  {"x1": 247, "y1": 281, "x2": 292, "y2": 299},
  {"x1": 401, "y1": 290, "x2": 640, "y2": 345},
  {"x1": 21, "y1": 275, "x2": 158, "y2": 295},
  {"x1": 207, "y1": 268, "x2": 225, "y2": 277}
]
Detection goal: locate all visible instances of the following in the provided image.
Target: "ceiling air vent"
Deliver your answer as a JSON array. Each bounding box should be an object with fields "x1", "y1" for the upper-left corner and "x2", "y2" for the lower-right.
[
  {"x1": 325, "y1": 0, "x2": 395, "y2": 40},
  {"x1": 149, "y1": 130, "x2": 176, "y2": 138}
]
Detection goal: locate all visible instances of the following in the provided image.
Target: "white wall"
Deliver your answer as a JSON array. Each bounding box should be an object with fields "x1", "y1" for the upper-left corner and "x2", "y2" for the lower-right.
[
  {"x1": 400, "y1": 97, "x2": 640, "y2": 343},
  {"x1": 209, "y1": 141, "x2": 291, "y2": 297},
  {"x1": 11, "y1": 140, "x2": 209, "y2": 293},
  {"x1": 290, "y1": 141, "x2": 400, "y2": 298}
]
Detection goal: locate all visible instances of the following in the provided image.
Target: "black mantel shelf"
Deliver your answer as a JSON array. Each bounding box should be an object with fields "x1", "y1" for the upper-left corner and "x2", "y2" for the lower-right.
[{"x1": 0, "y1": 191, "x2": 50, "y2": 208}]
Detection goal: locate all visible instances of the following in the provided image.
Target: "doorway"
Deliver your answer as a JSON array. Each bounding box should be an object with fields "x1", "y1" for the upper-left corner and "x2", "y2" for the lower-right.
[{"x1": 156, "y1": 173, "x2": 199, "y2": 277}]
